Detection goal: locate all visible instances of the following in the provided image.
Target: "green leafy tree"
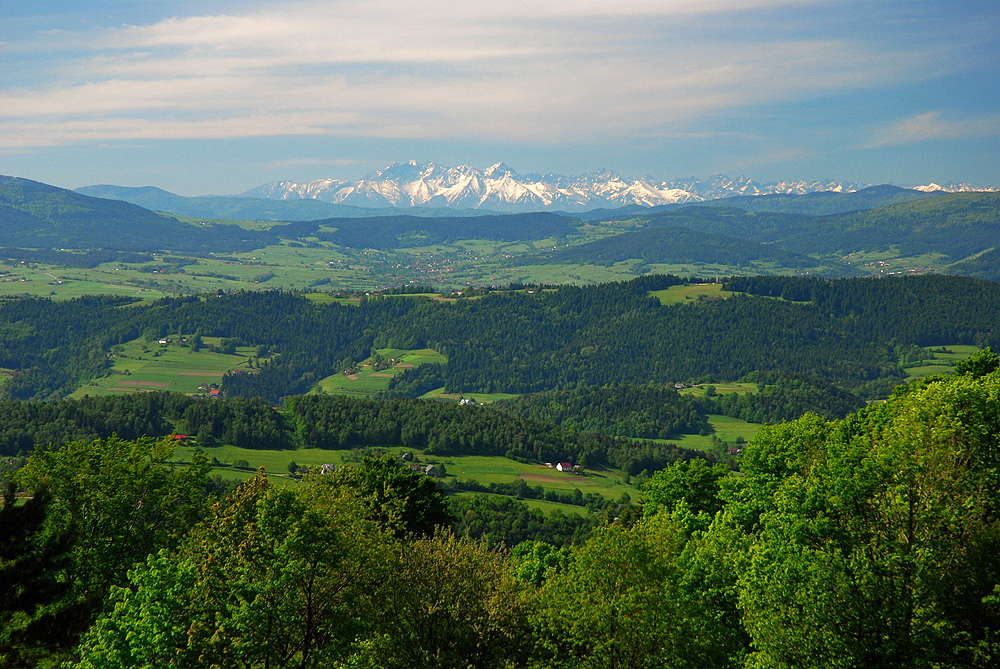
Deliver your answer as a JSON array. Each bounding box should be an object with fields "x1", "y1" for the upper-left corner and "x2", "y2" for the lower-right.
[
  {"x1": 75, "y1": 472, "x2": 394, "y2": 669},
  {"x1": 354, "y1": 532, "x2": 531, "y2": 669},
  {"x1": 642, "y1": 458, "x2": 730, "y2": 519},
  {"x1": 14, "y1": 436, "x2": 211, "y2": 644},
  {"x1": 738, "y1": 373, "x2": 1000, "y2": 668},
  {"x1": 530, "y1": 514, "x2": 687, "y2": 669},
  {"x1": 954, "y1": 346, "x2": 999, "y2": 378},
  {"x1": 510, "y1": 539, "x2": 573, "y2": 587},
  {"x1": 0, "y1": 483, "x2": 79, "y2": 667},
  {"x1": 324, "y1": 456, "x2": 453, "y2": 538}
]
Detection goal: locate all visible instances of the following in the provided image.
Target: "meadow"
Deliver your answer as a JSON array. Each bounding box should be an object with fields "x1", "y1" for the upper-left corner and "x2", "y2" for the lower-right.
[
  {"x1": 903, "y1": 344, "x2": 979, "y2": 380},
  {"x1": 649, "y1": 282, "x2": 735, "y2": 305},
  {"x1": 313, "y1": 347, "x2": 448, "y2": 398},
  {"x1": 69, "y1": 336, "x2": 260, "y2": 399},
  {"x1": 170, "y1": 441, "x2": 643, "y2": 512}
]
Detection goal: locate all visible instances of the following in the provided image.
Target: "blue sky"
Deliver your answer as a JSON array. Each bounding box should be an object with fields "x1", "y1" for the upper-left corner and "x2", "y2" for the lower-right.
[{"x1": 1, "y1": 0, "x2": 998, "y2": 195}]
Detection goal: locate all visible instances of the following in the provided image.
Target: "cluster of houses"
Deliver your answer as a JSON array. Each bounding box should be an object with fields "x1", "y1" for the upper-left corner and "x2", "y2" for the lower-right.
[{"x1": 196, "y1": 383, "x2": 221, "y2": 398}]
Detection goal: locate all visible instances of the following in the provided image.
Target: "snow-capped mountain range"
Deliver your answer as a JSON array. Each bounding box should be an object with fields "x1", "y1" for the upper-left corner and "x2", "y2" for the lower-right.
[{"x1": 242, "y1": 161, "x2": 994, "y2": 213}]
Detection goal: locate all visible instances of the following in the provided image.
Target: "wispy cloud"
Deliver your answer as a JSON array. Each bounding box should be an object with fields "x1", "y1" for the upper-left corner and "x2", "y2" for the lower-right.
[
  {"x1": 862, "y1": 111, "x2": 1000, "y2": 148},
  {"x1": 0, "y1": 0, "x2": 976, "y2": 151}
]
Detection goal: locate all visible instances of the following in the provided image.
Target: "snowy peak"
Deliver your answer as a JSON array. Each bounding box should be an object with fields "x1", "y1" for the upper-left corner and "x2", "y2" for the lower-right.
[
  {"x1": 913, "y1": 182, "x2": 998, "y2": 193},
  {"x1": 242, "y1": 162, "x2": 995, "y2": 213},
  {"x1": 244, "y1": 162, "x2": 708, "y2": 212}
]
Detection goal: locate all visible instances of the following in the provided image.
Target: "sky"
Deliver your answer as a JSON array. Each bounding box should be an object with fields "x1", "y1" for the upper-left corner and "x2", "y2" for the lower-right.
[{"x1": 1, "y1": 0, "x2": 998, "y2": 196}]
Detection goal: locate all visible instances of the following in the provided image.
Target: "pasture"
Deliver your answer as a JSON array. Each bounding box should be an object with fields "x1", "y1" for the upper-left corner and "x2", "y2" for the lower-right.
[
  {"x1": 668, "y1": 414, "x2": 761, "y2": 452},
  {"x1": 420, "y1": 388, "x2": 519, "y2": 403},
  {"x1": 649, "y1": 282, "x2": 734, "y2": 305},
  {"x1": 679, "y1": 382, "x2": 757, "y2": 398},
  {"x1": 313, "y1": 347, "x2": 447, "y2": 398},
  {"x1": 904, "y1": 344, "x2": 979, "y2": 380},
  {"x1": 69, "y1": 336, "x2": 260, "y2": 399},
  {"x1": 169, "y1": 442, "x2": 642, "y2": 511}
]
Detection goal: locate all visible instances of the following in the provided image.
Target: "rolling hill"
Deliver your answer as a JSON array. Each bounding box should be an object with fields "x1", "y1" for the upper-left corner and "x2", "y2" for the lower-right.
[{"x1": 0, "y1": 176, "x2": 272, "y2": 253}]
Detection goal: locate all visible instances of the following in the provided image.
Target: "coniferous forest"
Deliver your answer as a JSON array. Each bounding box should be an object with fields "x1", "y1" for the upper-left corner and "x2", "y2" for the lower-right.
[
  {"x1": 3, "y1": 274, "x2": 1000, "y2": 667},
  {"x1": 2, "y1": 353, "x2": 999, "y2": 667}
]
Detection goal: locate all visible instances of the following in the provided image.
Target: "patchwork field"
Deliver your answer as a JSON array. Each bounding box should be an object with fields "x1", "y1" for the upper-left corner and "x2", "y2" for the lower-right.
[
  {"x1": 69, "y1": 336, "x2": 261, "y2": 399},
  {"x1": 904, "y1": 344, "x2": 979, "y2": 380},
  {"x1": 169, "y1": 443, "x2": 642, "y2": 509}
]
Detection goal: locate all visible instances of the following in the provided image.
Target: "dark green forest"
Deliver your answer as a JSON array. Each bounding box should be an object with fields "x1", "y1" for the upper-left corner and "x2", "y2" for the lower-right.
[
  {"x1": 4, "y1": 354, "x2": 1000, "y2": 667},
  {"x1": 1, "y1": 263, "x2": 1000, "y2": 667},
  {"x1": 2, "y1": 273, "x2": 999, "y2": 404}
]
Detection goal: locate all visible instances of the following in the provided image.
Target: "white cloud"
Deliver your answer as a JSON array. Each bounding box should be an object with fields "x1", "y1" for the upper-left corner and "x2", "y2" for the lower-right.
[
  {"x1": 862, "y1": 111, "x2": 1000, "y2": 148},
  {"x1": 0, "y1": 0, "x2": 971, "y2": 150}
]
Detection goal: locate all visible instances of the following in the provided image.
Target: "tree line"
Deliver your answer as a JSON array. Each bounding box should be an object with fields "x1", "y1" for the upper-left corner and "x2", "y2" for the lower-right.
[
  {"x1": 4, "y1": 350, "x2": 1000, "y2": 667},
  {"x1": 2, "y1": 274, "x2": 998, "y2": 403}
]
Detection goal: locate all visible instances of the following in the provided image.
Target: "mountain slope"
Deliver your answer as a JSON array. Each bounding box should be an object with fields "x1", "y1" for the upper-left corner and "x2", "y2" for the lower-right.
[
  {"x1": 534, "y1": 225, "x2": 840, "y2": 272},
  {"x1": 0, "y1": 176, "x2": 271, "y2": 252},
  {"x1": 304, "y1": 212, "x2": 580, "y2": 250},
  {"x1": 697, "y1": 184, "x2": 935, "y2": 216},
  {"x1": 74, "y1": 184, "x2": 380, "y2": 221}
]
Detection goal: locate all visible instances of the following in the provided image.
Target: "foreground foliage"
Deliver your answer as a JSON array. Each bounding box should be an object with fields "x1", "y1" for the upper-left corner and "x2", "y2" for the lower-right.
[{"x1": 5, "y1": 357, "x2": 1000, "y2": 667}]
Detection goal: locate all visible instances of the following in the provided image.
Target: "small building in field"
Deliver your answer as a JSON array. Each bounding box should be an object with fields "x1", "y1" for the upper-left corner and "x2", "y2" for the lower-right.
[
  {"x1": 556, "y1": 462, "x2": 573, "y2": 472},
  {"x1": 424, "y1": 464, "x2": 440, "y2": 477}
]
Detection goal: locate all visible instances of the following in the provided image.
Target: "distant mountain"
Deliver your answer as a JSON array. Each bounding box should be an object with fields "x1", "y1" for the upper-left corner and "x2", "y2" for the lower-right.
[
  {"x1": 252, "y1": 161, "x2": 997, "y2": 213},
  {"x1": 695, "y1": 185, "x2": 937, "y2": 216},
  {"x1": 630, "y1": 192, "x2": 1000, "y2": 266},
  {"x1": 243, "y1": 161, "x2": 711, "y2": 213},
  {"x1": 0, "y1": 176, "x2": 270, "y2": 252},
  {"x1": 2, "y1": 175, "x2": 583, "y2": 253},
  {"x1": 74, "y1": 184, "x2": 395, "y2": 221}
]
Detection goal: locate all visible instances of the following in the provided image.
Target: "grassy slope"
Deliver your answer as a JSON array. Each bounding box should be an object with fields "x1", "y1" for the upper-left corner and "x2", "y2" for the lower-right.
[{"x1": 69, "y1": 337, "x2": 260, "y2": 399}]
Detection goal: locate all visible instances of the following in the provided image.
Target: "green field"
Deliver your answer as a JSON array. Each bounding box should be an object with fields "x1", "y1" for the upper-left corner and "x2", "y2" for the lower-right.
[
  {"x1": 170, "y1": 442, "x2": 641, "y2": 509},
  {"x1": 420, "y1": 388, "x2": 519, "y2": 403},
  {"x1": 669, "y1": 414, "x2": 761, "y2": 452},
  {"x1": 904, "y1": 344, "x2": 980, "y2": 380},
  {"x1": 679, "y1": 382, "x2": 757, "y2": 398},
  {"x1": 69, "y1": 336, "x2": 261, "y2": 399},
  {"x1": 313, "y1": 347, "x2": 448, "y2": 398},
  {"x1": 649, "y1": 282, "x2": 735, "y2": 305}
]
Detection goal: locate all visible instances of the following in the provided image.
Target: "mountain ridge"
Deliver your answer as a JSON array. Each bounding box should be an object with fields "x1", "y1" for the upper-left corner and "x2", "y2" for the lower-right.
[{"x1": 240, "y1": 161, "x2": 997, "y2": 213}]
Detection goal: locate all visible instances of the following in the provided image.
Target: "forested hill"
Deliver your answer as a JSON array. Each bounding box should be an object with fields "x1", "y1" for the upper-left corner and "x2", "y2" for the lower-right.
[
  {"x1": 380, "y1": 274, "x2": 1000, "y2": 396},
  {"x1": 698, "y1": 183, "x2": 935, "y2": 215},
  {"x1": 0, "y1": 176, "x2": 273, "y2": 253},
  {"x1": 299, "y1": 211, "x2": 580, "y2": 249},
  {"x1": 1, "y1": 274, "x2": 998, "y2": 403},
  {"x1": 533, "y1": 224, "x2": 847, "y2": 272},
  {"x1": 624, "y1": 193, "x2": 1000, "y2": 261}
]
